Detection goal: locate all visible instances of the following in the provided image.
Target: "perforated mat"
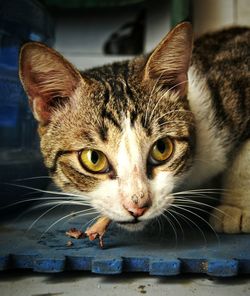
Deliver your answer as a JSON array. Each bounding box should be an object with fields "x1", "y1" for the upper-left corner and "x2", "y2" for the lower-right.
[{"x1": 0, "y1": 211, "x2": 249, "y2": 277}]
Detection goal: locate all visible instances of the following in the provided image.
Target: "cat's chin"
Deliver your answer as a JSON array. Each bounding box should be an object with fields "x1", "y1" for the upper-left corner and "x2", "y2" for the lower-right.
[{"x1": 116, "y1": 220, "x2": 148, "y2": 232}]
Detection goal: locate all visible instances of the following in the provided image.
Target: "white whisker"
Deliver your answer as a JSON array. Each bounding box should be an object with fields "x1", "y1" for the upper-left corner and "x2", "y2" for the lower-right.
[
  {"x1": 24, "y1": 202, "x2": 93, "y2": 230},
  {"x1": 168, "y1": 208, "x2": 194, "y2": 230},
  {"x1": 162, "y1": 212, "x2": 178, "y2": 245},
  {"x1": 173, "y1": 198, "x2": 231, "y2": 218},
  {"x1": 148, "y1": 80, "x2": 188, "y2": 123},
  {"x1": 168, "y1": 208, "x2": 208, "y2": 244},
  {"x1": 153, "y1": 109, "x2": 193, "y2": 123},
  {"x1": 144, "y1": 73, "x2": 164, "y2": 126},
  {"x1": 172, "y1": 203, "x2": 220, "y2": 221},
  {"x1": 173, "y1": 188, "x2": 228, "y2": 195},
  {"x1": 155, "y1": 216, "x2": 163, "y2": 237},
  {"x1": 41, "y1": 209, "x2": 100, "y2": 237},
  {"x1": 4, "y1": 182, "x2": 91, "y2": 200},
  {"x1": 1, "y1": 195, "x2": 91, "y2": 210},
  {"x1": 170, "y1": 204, "x2": 220, "y2": 244},
  {"x1": 13, "y1": 176, "x2": 52, "y2": 182},
  {"x1": 80, "y1": 214, "x2": 102, "y2": 229},
  {"x1": 166, "y1": 209, "x2": 185, "y2": 241},
  {"x1": 158, "y1": 120, "x2": 196, "y2": 128}
]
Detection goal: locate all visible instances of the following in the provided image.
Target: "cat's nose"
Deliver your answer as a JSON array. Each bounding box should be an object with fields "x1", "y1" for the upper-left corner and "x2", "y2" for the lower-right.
[
  {"x1": 122, "y1": 191, "x2": 151, "y2": 218},
  {"x1": 123, "y1": 193, "x2": 151, "y2": 217},
  {"x1": 127, "y1": 206, "x2": 148, "y2": 218}
]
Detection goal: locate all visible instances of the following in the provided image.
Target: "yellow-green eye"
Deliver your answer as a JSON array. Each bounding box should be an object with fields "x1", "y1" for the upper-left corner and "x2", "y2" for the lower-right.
[
  {"x1": 149, "y1": 137, "x2": 173, "y2": 164},
  {"x1": 79, "y1": 149, "x2": 109, "y2": 173}
]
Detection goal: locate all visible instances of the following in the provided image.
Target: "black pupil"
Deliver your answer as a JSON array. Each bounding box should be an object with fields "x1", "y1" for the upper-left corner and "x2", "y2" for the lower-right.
[
  {"x1": 157, "y1": 140, "x2": 166, "y2": 154},
  {"x1": 91, "y1": 151, "x2": 99, "y2": 164}
]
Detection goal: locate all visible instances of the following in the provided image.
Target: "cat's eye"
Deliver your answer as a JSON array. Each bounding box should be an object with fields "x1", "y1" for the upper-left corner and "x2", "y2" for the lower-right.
[
  {"x1": 79, "y1": 149, "x2": 109, "y2": 173},
  {"x1": 149, "y1": 137, "x2": 174, "y2": 164}
]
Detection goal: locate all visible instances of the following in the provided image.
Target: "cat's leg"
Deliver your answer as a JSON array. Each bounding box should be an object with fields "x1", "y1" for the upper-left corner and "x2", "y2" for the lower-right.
[{"x1": 210, "y1": 140, "x2": 250, "y2": 233}]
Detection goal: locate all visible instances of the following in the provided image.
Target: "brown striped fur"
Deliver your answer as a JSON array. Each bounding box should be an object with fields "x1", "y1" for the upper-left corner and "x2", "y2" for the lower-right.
[{"x1": 192, "y1": 27, "x2": 250, "y2": 142}]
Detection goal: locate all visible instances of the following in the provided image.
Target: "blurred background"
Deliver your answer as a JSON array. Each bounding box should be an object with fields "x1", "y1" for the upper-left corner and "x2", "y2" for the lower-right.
[{"x1": 0, "y1": 0, "x2": 249, "y2": 211}]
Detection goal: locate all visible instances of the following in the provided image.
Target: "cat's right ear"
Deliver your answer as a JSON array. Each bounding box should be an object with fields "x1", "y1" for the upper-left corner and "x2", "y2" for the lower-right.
[
  {"x1": 19, "y1": 42, "x2": 84, "y2": 125},
  {"x1": 143, "y1": 22, "x2": 193, "y2": 96}
]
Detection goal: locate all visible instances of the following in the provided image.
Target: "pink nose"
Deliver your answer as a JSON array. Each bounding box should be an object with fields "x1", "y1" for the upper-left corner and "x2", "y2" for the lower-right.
[{"x1": 124, "y1": 206, "x2": 148, "y2": 218}]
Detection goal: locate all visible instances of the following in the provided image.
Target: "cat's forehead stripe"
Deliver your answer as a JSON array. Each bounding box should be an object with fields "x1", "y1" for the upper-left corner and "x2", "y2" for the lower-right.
[
  {"x1": 84, "y1": 61, "x2": 167, "y2": 139},
  {"x1": 98, "y1": 125, "x2": 108, "y2": 142},
  {"x1": 101, "y1": 109, "x2": 122, "y2": 131},
  {"x1": 85, "y1": 61, "x2": 144, "y2": 131}
]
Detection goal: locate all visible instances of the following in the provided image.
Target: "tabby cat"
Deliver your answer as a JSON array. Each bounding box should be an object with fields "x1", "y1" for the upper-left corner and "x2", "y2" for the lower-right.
[{"x1": 19, "y1": 22, "x2": 250, "y2": 233}]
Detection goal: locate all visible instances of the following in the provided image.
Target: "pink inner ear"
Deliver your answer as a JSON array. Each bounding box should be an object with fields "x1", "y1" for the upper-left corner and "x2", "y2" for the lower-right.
[
  {"x1": 171, "y1": 73, "x2": 188, "y2": 97},
  {"x1": 32, "y1": 95, "x2": 70, "y2": 124},
  {"x1": 32, "y1": 97, "x2": 53, "y2": 123}
]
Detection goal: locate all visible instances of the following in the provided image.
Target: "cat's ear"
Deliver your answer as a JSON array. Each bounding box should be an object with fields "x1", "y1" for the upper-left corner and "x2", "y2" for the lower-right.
[
  {"x1": 144, "y1": 22, "x2": 193, "y2": 96},
  {"x1": 19, "y1": 42, "x2": 83, "y2": 125}
]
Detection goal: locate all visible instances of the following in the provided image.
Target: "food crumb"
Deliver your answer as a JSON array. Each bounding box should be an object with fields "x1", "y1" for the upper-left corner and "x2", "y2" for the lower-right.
[
  {"x1": 65, "y1": 228, "x2": 85, "y2": 239},
  {"x1": 66, "y1": 240, "x2": 73, "y2": 247}
]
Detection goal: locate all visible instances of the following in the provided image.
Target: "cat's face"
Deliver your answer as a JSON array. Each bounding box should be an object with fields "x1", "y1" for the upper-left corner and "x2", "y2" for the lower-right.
[{"x1": 19, "y1": 22, "x2": 195, "y2": 231}]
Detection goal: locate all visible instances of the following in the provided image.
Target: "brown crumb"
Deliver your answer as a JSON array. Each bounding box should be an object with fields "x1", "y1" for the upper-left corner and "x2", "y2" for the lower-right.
[
  {"x1": 65, "y1": 228, "x2": 85, "y2": 239},
  {"x1": 66, "y1": 240, "x2": 73, "y2": 247}
]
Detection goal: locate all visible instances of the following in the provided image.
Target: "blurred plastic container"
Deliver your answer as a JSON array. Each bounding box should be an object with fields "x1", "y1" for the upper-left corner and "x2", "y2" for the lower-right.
[{"x1": 0, "y1": 0, "x2": 54, "y2": 207}]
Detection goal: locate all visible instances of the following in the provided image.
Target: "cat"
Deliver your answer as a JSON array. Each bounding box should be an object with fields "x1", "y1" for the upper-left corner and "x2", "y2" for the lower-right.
[{"x1": 19, "y1": 22, "x2": 250, "y2": 234}]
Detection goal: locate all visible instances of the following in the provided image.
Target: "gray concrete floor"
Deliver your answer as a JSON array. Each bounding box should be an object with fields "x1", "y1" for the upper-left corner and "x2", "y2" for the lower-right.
[{"x1": 1, "y1": 270, "x2": 250, "y2": 296}]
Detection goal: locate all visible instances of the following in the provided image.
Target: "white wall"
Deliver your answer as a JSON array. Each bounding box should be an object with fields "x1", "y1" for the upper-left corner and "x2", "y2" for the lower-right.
[{"x1": 193, "y1": 0, "x2": 250, "y2": 36}]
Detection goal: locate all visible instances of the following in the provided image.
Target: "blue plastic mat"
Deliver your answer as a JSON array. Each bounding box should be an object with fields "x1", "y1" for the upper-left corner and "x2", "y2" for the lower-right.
[{"x1": 0, "y1": 210, "x2": 249, "y2": 277}]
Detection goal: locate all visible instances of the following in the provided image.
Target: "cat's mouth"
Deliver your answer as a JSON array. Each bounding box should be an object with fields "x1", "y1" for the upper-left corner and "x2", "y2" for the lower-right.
[
  {"x1": 116, "y1": 218, "x2": 148, "y2": 231},
  {"x1": 117, "y1": 218, "x2": 140, "y2": 225}
]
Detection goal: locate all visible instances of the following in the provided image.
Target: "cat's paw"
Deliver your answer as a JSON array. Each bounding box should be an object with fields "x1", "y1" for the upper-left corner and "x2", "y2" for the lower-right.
[{"x1": 209, "y1": 205, "x2": 250, "y2": 233}]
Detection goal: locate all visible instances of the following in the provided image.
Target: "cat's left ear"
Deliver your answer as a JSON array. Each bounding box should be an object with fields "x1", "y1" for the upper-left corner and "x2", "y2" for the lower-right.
[
  {"x1": 19, "y1": 42, "x2": 84, "y2": 125},
  {"x1": 144, "y1": 22, "x2": 193, "y2": 96}
]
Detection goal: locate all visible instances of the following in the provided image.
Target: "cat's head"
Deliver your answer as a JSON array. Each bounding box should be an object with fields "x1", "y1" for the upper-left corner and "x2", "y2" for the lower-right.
[{"x1": 19, "y1": 22, "x2": 195, "y2": 231}]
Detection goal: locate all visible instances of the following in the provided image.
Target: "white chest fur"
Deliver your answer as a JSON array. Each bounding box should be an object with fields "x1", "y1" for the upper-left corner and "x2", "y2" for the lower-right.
[{"x1": 186, "y1": 66, "x2": 231, "y2": 188}]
